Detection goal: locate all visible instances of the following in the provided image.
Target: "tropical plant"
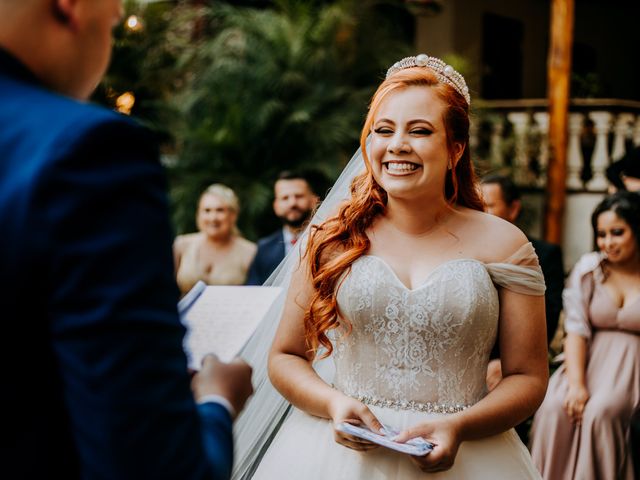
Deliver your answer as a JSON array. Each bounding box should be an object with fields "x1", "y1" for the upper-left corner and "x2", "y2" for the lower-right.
[
  {"x1": 98, "y1": 0, "x2": 413, "y2": 238},
  {"x1": 166, "y1": 0, "x2": 413, "y2": 238},
  {"x1": 94, "y1": 0, "x2": 181, "y2": 139}
]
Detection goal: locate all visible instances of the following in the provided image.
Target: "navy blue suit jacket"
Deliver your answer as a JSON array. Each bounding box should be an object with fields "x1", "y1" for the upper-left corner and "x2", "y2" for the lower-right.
[
  {"x1": 530, "y1": 237, "x2": 564, "y2": 345},
  {"x1": 0, "y1": 49, "x2": 232, "y2": 479},
  {"x1": 245, "y1": 230, "x2": 286, "y2": 285}
]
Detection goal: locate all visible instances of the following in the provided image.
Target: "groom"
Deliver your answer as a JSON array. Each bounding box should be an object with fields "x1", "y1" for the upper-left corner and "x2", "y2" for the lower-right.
[{"x1": 1, "y1": 0, "x2": 252, "y2": 478}]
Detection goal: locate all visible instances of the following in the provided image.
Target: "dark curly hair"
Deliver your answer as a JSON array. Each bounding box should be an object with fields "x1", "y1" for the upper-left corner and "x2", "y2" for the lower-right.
[{"x1": 591, "y1": 191, "x2": 640, "y2": 250}]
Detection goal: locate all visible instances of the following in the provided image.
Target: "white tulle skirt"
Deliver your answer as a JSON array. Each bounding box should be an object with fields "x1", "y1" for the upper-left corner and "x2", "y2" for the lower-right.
[{"x1": 252, "y1": 406, "x2": 542, "y2": 479}]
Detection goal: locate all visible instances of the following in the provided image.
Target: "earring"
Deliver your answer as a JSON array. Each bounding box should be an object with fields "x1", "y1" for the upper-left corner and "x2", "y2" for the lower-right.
[{"x1": 447, "y1": 159, "x2": 453, "y2": 170}]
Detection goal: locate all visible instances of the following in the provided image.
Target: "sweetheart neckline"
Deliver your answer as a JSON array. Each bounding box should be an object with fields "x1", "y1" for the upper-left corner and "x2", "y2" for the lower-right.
[
  {"x1": 359, "y1": 255, "x2": 487, "y2": 292},
  {"x1": 598, "y1": 283, "x2": 640, "y2": 312}
]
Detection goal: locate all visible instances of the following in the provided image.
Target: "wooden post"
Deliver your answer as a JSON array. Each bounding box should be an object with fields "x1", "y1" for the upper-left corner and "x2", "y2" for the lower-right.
[{"x1": 545, "y1": 0, "x2": 574, "y2": 244}]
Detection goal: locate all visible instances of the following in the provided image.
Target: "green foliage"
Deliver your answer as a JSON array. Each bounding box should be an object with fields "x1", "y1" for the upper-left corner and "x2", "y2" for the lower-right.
[
  {"x1": 100, "y1": 0, "x2": 413, "y2": 239},
  {"x1": 94, "y1": 0, "x2": 181, "y2": 139}
]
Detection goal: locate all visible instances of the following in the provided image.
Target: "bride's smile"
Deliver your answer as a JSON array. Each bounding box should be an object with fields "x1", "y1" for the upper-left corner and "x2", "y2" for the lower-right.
[{"x1": 383, "y1": 160, "x2": 420, "y2": 175}]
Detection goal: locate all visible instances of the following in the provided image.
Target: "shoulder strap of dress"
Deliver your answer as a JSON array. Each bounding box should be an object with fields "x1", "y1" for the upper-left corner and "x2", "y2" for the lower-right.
[{"x1": 485, "y1": 242, "x2": 546, "y2": 296}]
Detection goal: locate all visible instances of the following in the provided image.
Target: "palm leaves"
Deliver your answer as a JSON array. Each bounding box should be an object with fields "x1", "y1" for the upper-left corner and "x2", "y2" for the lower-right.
[
  {"x1": 167, "y1": 1, "x2": 412, "y2": 238},
  {"x1": 101, "y1": 0, "x2": 412, "y2": 238}
]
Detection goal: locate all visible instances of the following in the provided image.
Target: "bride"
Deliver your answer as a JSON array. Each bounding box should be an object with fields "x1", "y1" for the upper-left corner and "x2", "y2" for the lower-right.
[{"x1": 236, "y1": 55, "x2": 548, "y2": 478}]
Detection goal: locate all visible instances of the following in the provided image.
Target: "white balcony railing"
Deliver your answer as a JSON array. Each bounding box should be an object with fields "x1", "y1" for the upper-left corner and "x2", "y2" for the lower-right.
[
  {"x1": 471, "y1": 98, "x2": 640, "y2": 191},
  {"x1": 470, "y1": 98, "x2": 640, "y2": 271}
]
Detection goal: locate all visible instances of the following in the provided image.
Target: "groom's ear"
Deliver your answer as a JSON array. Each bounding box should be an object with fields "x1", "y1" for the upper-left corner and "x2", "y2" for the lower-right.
[
  {"x1": 507, "y1": 199, "x2": 522, "y2": 224},
  {"x1": 52, "y1": 0, "x2": 81, "y2": 30}
]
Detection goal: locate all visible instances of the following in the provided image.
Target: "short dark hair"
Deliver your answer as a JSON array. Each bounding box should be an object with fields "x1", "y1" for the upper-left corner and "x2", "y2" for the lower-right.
[
  {"x1": 277, "y1": 170, "x2": 309, "y2": 183},
  {"x1": 481, "y1": 173, "x2": 521, "y2": 205},
  {"x1": 591, "y1": 191, "x2": 640, "y2": 251},
  {"x1": 276, "y1": 169, "x2": 328, "y2": 198}
]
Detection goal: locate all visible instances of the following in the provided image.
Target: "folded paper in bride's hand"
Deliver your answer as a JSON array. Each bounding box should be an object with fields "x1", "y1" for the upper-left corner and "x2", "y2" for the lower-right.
[
  {"x1": 178, "y1": 281, "x2": 283, "y2": 369},
  {"x1": 336, "y1": 422, "x2": 433, "y2": 456}
]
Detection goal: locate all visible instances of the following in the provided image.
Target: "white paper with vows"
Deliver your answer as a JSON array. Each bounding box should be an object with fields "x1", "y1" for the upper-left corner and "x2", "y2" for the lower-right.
[{"x1": 178, "y1": 281, "x2": 283, "y2": 369}]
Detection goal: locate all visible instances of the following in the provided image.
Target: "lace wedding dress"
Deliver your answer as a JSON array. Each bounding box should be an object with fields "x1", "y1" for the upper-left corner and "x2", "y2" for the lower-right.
[{"x1": 252, "y1": 242, "x2": 544, "y2": 479}]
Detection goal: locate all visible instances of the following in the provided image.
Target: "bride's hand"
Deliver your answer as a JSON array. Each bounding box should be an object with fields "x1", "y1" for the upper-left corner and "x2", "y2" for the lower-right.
[
  {"x1": 562, "y1": 383, "x2": 589, "y2": 425},
  {"x1": 393, "y1": 416, "x2": 462, "y2": 473},
  {"x1": 327, "y1": 395, "x2": 383, "y2": 451}
]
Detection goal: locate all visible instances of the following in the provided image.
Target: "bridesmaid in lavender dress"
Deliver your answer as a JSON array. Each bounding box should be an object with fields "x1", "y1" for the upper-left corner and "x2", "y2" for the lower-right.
[{"x1": 530, "y1": 191, "x2": 640, "y2": 480}]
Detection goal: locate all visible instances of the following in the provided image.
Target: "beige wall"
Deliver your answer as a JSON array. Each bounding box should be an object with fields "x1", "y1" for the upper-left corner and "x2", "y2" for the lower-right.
[
  {"x1": 573, "y1": 2, "x2": 640, "y2": 100},
  {"x1": 416, "y1": 0, "x2": 549, "y2": 99},
  {"x1": 415, "y1": 0, "x2": 640, "y2": 102}
]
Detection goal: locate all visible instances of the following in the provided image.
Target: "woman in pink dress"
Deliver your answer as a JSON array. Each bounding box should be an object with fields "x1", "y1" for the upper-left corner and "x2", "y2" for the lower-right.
[{"x1": 530, "y1": 191, "x2": 640, "y2": 480}]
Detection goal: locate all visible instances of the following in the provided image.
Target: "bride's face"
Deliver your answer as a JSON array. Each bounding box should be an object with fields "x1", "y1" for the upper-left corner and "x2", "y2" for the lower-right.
[{"x1": 369, "y1": 86, "x2": 456, "y2": 202}]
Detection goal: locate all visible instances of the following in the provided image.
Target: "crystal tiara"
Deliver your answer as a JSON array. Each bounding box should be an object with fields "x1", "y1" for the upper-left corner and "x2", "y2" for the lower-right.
[{"x1": 386, "y1": 54, "x2": 470, "y2": 105}]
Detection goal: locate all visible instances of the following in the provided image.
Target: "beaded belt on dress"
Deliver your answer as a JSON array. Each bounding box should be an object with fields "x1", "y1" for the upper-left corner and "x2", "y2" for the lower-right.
[{"x1": 353, "y1": 394, "x2": 470, "y2": 414}]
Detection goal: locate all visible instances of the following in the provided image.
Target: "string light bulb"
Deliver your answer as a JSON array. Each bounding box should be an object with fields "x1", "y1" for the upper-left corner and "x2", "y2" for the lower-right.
[
  {"x1": 116, "y1": 92, "x2": 136, "y2": 115},
  {"x1": 125, "y1": 15, "x2": 143, "y2": 32}
]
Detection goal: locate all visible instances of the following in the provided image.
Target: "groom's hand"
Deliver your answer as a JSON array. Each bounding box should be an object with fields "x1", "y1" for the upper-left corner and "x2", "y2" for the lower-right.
[{"x1": 193, "y1": 355, "x2": 254, "y2": 418}]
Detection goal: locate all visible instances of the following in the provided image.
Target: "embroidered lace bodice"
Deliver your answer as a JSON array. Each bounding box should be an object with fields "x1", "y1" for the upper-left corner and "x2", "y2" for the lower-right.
[{"x1": 332, "y1": 242, "x2": 545, "y2": 411}]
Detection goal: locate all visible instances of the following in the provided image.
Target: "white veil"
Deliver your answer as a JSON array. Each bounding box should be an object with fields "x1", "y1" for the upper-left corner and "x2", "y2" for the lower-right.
[{"x1": 231, "y1": 146, "x2": 367, "y2": 480}]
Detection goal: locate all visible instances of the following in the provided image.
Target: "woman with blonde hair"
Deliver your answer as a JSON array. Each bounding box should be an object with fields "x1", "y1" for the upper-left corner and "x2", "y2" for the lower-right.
[
  {"x1": 174, "y1": 183, "x2": 256, "y2": 295},
  {"x1": 236, "y1": 55, "x2": 548, "y2": 479}
]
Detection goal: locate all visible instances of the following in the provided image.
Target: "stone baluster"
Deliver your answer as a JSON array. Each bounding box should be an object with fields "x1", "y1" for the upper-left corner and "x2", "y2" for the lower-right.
[
  {"x1": 533, "y1": 111, "x2": 549, "y2": 187},
  {"x1": 566, "y1": 112, "x2": 585, "y2": 190},
  {"x1": 507, "y1": 112, "x2": 531, "y2": 184},
  {"x1": 633, "y1": 115, "x2": 640, "y2": 146},
  {"x1": 611, "y1": 113, "x2": 634, "y2": 161},
  {"x1": 587, "y1": 111, "x2": 613, "y2": 191},
  {"x1": 489, "y1": 116, "x2": 505, "y2": 169}
]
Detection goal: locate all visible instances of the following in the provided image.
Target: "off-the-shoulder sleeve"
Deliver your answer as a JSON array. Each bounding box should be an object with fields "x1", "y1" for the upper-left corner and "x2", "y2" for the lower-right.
[
  {"x1": 485, "y1": 242, "x2": 546, "y2": 296},
  {"x1": 562, "y1": 252, "x2": 602, "y2": 339}
]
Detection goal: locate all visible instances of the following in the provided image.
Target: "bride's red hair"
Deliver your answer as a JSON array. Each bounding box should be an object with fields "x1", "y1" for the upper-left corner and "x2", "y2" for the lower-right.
[{"x1": 304, "y1": 67, "x2": 483, "y2": 357}]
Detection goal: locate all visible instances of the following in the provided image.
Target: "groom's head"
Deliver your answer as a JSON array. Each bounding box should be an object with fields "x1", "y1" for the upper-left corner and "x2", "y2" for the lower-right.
[{"x1": 0, "y1": 0, "x2": 124, "y2": 100}]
